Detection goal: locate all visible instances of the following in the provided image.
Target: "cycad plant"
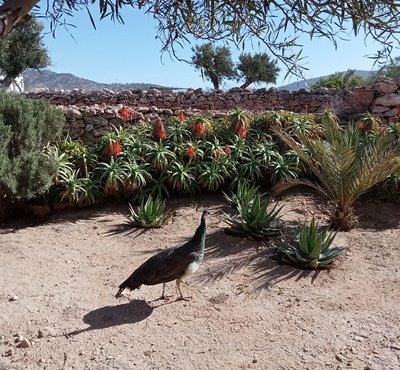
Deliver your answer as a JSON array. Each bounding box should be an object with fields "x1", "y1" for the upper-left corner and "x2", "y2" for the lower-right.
[
  {"x1": 273, "y1": 111, "x2": 400, "y2": 230},
  {"x1": 276, "y1": 218, "x2": 346, "y2": 269},
  {"x1": 128, "y1": 196, "x2": 172, "y2": 228},
  {"x1": 224, "y1": 185, "x2": 283, "y2": 239}
]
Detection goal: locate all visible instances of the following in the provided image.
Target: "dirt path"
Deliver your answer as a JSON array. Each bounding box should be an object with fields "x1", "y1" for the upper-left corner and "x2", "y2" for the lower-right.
[{"x1": 0, "y1": 193, "x2": 399, "y2": 369}]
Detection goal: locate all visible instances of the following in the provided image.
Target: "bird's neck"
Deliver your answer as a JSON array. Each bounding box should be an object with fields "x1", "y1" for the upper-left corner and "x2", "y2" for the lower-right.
[{"x1": 191, "y1": 217, "x2": 206, "y2": 250}]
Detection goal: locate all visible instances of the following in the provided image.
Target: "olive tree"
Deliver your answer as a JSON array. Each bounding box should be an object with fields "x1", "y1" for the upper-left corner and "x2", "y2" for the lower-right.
[
  {"x1": 192, "y1": 43, "x2": 235, "y2": 90},
  {"x1": 237, "y1": 53, "x2": 280, "y2": 89},
  {"x1": 0, "y1": 16, "x2": 50, "y2": 90}
]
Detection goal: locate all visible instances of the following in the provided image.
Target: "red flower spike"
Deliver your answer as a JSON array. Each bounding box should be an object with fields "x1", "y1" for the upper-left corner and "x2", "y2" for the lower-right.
[
  {"x1": 224, "y1": 145, "x2": 231, "y2": 156},
  {"x1": 159, "y1": 129, "x2": 167, "y2": 140},
  {"x1": 194, "y1": 122, "x2": 207, "y2": 137},
  {"x1": 118, "y1": 106, "x2": 135, "y2": 121},
  {"x1": 215, "y1": 149, "x2": 221, "y2": 159},
  {"x1": 357, "y1": 120, "x2": 365, "y2": 130},
  {"x1": 154, "y1": 119, "x2": 167, "y2": 140},
  {"x1": 107, "y1": 140, "x2": 122, "y2": 157},
  {"x1": 178, "y1": 111, "x2": 185, "y2": 122},
  {"x1": 238, "y1": 127, "x2": 247, "y2": 138},
  {"x1": 186, "y1": 145, "x2": 195, "y2": 158}
]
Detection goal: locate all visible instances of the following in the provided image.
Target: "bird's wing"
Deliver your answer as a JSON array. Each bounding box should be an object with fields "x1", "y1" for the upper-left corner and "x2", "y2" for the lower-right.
[{"x1": 142, "y1": 248, "x2": 197, "y2": 285}]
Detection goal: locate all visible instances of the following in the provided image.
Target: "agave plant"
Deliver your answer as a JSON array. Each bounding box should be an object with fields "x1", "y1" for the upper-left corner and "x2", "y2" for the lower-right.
[
  {"x1": 128, "y1": 196, "x2": 172, "y2": 228},
  {"x1": 223, "y1": 190, "x2": 283, "y2": 239},
  {"x1": 100, "y1": 125, "x2": 130, "y2": 158},
  {"x1": 273, "y1": 111, "x2": 400, "y2": 230},
  {"x1": 57, "y1": 136, "x2": 97, "y2": 176},
  {"x1": 223, "y1": 181, "x2": 261, "y2": 209},
  {"x1": 148, "y1": 170, "x2": 170, "y2": 199},
  {"x1": 276, "y1": 218, "x2": 346, "y2": 269}
]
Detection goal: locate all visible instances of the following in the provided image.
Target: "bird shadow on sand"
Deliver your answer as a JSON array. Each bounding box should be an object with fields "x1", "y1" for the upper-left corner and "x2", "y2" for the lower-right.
[{"x1": 64, "y1": 299, "x2": 153, "y2": 337}]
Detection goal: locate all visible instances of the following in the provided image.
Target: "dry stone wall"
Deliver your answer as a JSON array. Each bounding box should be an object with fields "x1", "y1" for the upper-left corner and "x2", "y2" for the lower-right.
[{"x1": 25, "y1": 77, "x2": 400, "y2": 141}]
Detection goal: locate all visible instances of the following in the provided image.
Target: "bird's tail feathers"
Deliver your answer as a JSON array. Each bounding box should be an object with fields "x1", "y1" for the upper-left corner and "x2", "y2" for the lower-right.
[{"x1": 115, "y1": 275, "x2": 141, "y2": 298}]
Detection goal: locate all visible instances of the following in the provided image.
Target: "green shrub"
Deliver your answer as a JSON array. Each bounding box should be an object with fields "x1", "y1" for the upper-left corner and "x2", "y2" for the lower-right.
[{"x1": 0, "y1": 92, "x2": 64, "y2": 219}]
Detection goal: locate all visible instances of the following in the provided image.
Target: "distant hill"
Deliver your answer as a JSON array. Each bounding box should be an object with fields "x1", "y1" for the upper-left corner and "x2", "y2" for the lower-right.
[
  {"x1": 22, "y1": 69, "x2": 177, "y2": 92},
  {"x1": 278, "y1": 70, "x2": 372, "y2": 92}
]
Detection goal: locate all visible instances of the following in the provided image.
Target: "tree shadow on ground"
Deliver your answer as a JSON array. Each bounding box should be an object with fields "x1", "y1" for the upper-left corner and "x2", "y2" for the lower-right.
[
  {"x1": 354, "y1": 199, "x2": 400, "y2": 230},
  {"x1": 249, "y1": 249, "x2": 323, "y2": 291},
  {"x1": 0, "y1": 202, "x2": 129, "y2": 234},
  {"x1": 195, "y1": 221, "x2": 324, "y2": 290},
  {"x1": 65, "y1": 299, "x2": 153, "y2": 336}
]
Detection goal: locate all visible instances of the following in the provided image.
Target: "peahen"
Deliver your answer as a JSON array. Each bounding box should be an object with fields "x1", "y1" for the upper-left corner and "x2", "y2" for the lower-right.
[{"x1": 115, "y1": 209, "x2": 209, "y2": 300}]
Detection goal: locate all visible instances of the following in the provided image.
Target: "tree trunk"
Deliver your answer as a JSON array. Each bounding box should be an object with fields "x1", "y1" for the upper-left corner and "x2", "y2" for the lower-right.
[
  {"x1": 0, "y1": 0, "x2": 38, "y2": 36},
  {"x1": 240, "y1": 81, "x2": 252, "y2": 89},
  {"x1": 211, "y1": 77, "x2": 219, "y2": 90}
]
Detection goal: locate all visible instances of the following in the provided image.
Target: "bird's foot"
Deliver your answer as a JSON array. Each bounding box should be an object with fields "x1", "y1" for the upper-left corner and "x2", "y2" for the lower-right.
[
  {"x1": 175, "y1": 295, "x2": 191, "y2": 302},
  {"x1": 153, "y1": 294, "x2": 170, "y2": 302}
]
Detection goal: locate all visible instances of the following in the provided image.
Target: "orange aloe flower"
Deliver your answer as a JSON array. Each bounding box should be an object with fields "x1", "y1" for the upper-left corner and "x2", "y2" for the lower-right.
[
  {"x1": 178, "y1": 111, "x2": 185, "y2": 122},
  {"x1": 238, "y1": 127, "x2": 247, "y2": 138},
  {"x1": 224, "y1": 145, "x2": 231, "y2": 156},
  {"x1": 118, "y1": 106, "x2": 135, "y2": 121},
  {"x1": 186, "y1": 144, "x2": 195, "y2": 158}
]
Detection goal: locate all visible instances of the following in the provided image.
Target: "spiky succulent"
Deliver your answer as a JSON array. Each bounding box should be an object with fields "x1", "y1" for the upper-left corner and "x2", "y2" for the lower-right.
[
  {"x1": 128, "y1": 196, "x2": 172, "y2": 228},
  {"x1": 224, "y1": 189, "x2": 282, "y2": 239},
  {"x1": 276, "y1": 218, "x2": 346, "y2": 269}
]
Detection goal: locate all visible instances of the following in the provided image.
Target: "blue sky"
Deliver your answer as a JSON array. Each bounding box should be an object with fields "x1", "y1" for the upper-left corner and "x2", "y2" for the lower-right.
[{"x1": 37, "y1": 3, "x2": 386, "y2": 90}]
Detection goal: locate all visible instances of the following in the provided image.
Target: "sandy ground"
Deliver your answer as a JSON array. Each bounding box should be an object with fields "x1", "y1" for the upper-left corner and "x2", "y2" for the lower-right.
[{"x1": 0, "y1": 192, "x2": 399, "y2": 370}]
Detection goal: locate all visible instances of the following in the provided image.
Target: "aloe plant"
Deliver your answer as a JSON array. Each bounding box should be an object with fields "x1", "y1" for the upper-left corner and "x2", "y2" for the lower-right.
[
  {"x1": 128, "y1": 196, "x2": 172, "y2": 228},
  {"x1": 197, "y1": 160, "x2": 227, "y2": 191},
  {"x1": 97, "y1": 157, "x2": 127, "y2": 195},
  {"x1": 224, "y1": 189, "x2": 283, "y2": 239},
  {"x1": 145, "y1": 141, "x2": 175, "y2": 172},
  {"x1": 277, "y1": 218, "x2": 346, "y2": 269},
  {"x1": 167, "y1": 161, "x2": 197, "y2": 194},
  {"x1": 59, "y1": 169, "x2": 100, "y2": 205}
]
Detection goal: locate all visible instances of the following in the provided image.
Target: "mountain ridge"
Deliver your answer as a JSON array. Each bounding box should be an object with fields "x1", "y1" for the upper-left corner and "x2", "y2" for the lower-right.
[
  {"x1": 22, "y1": 69, "x2": 178, "y2": 92},
  {"x1": 23, "y1": 69, "x2": 372, "y2": 92}
]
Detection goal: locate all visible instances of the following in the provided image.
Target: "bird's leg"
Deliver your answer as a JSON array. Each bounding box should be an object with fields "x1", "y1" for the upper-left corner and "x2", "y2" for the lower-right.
[
  {"x1": 161, "y1": 283, "x2": 166, "y2": 299},
  {"x1": 153, "y1": 283, "x2": 169, "y2": 301},
  {"x1": 175, "y1": 278, "x2": 190, "y2": 301}
]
